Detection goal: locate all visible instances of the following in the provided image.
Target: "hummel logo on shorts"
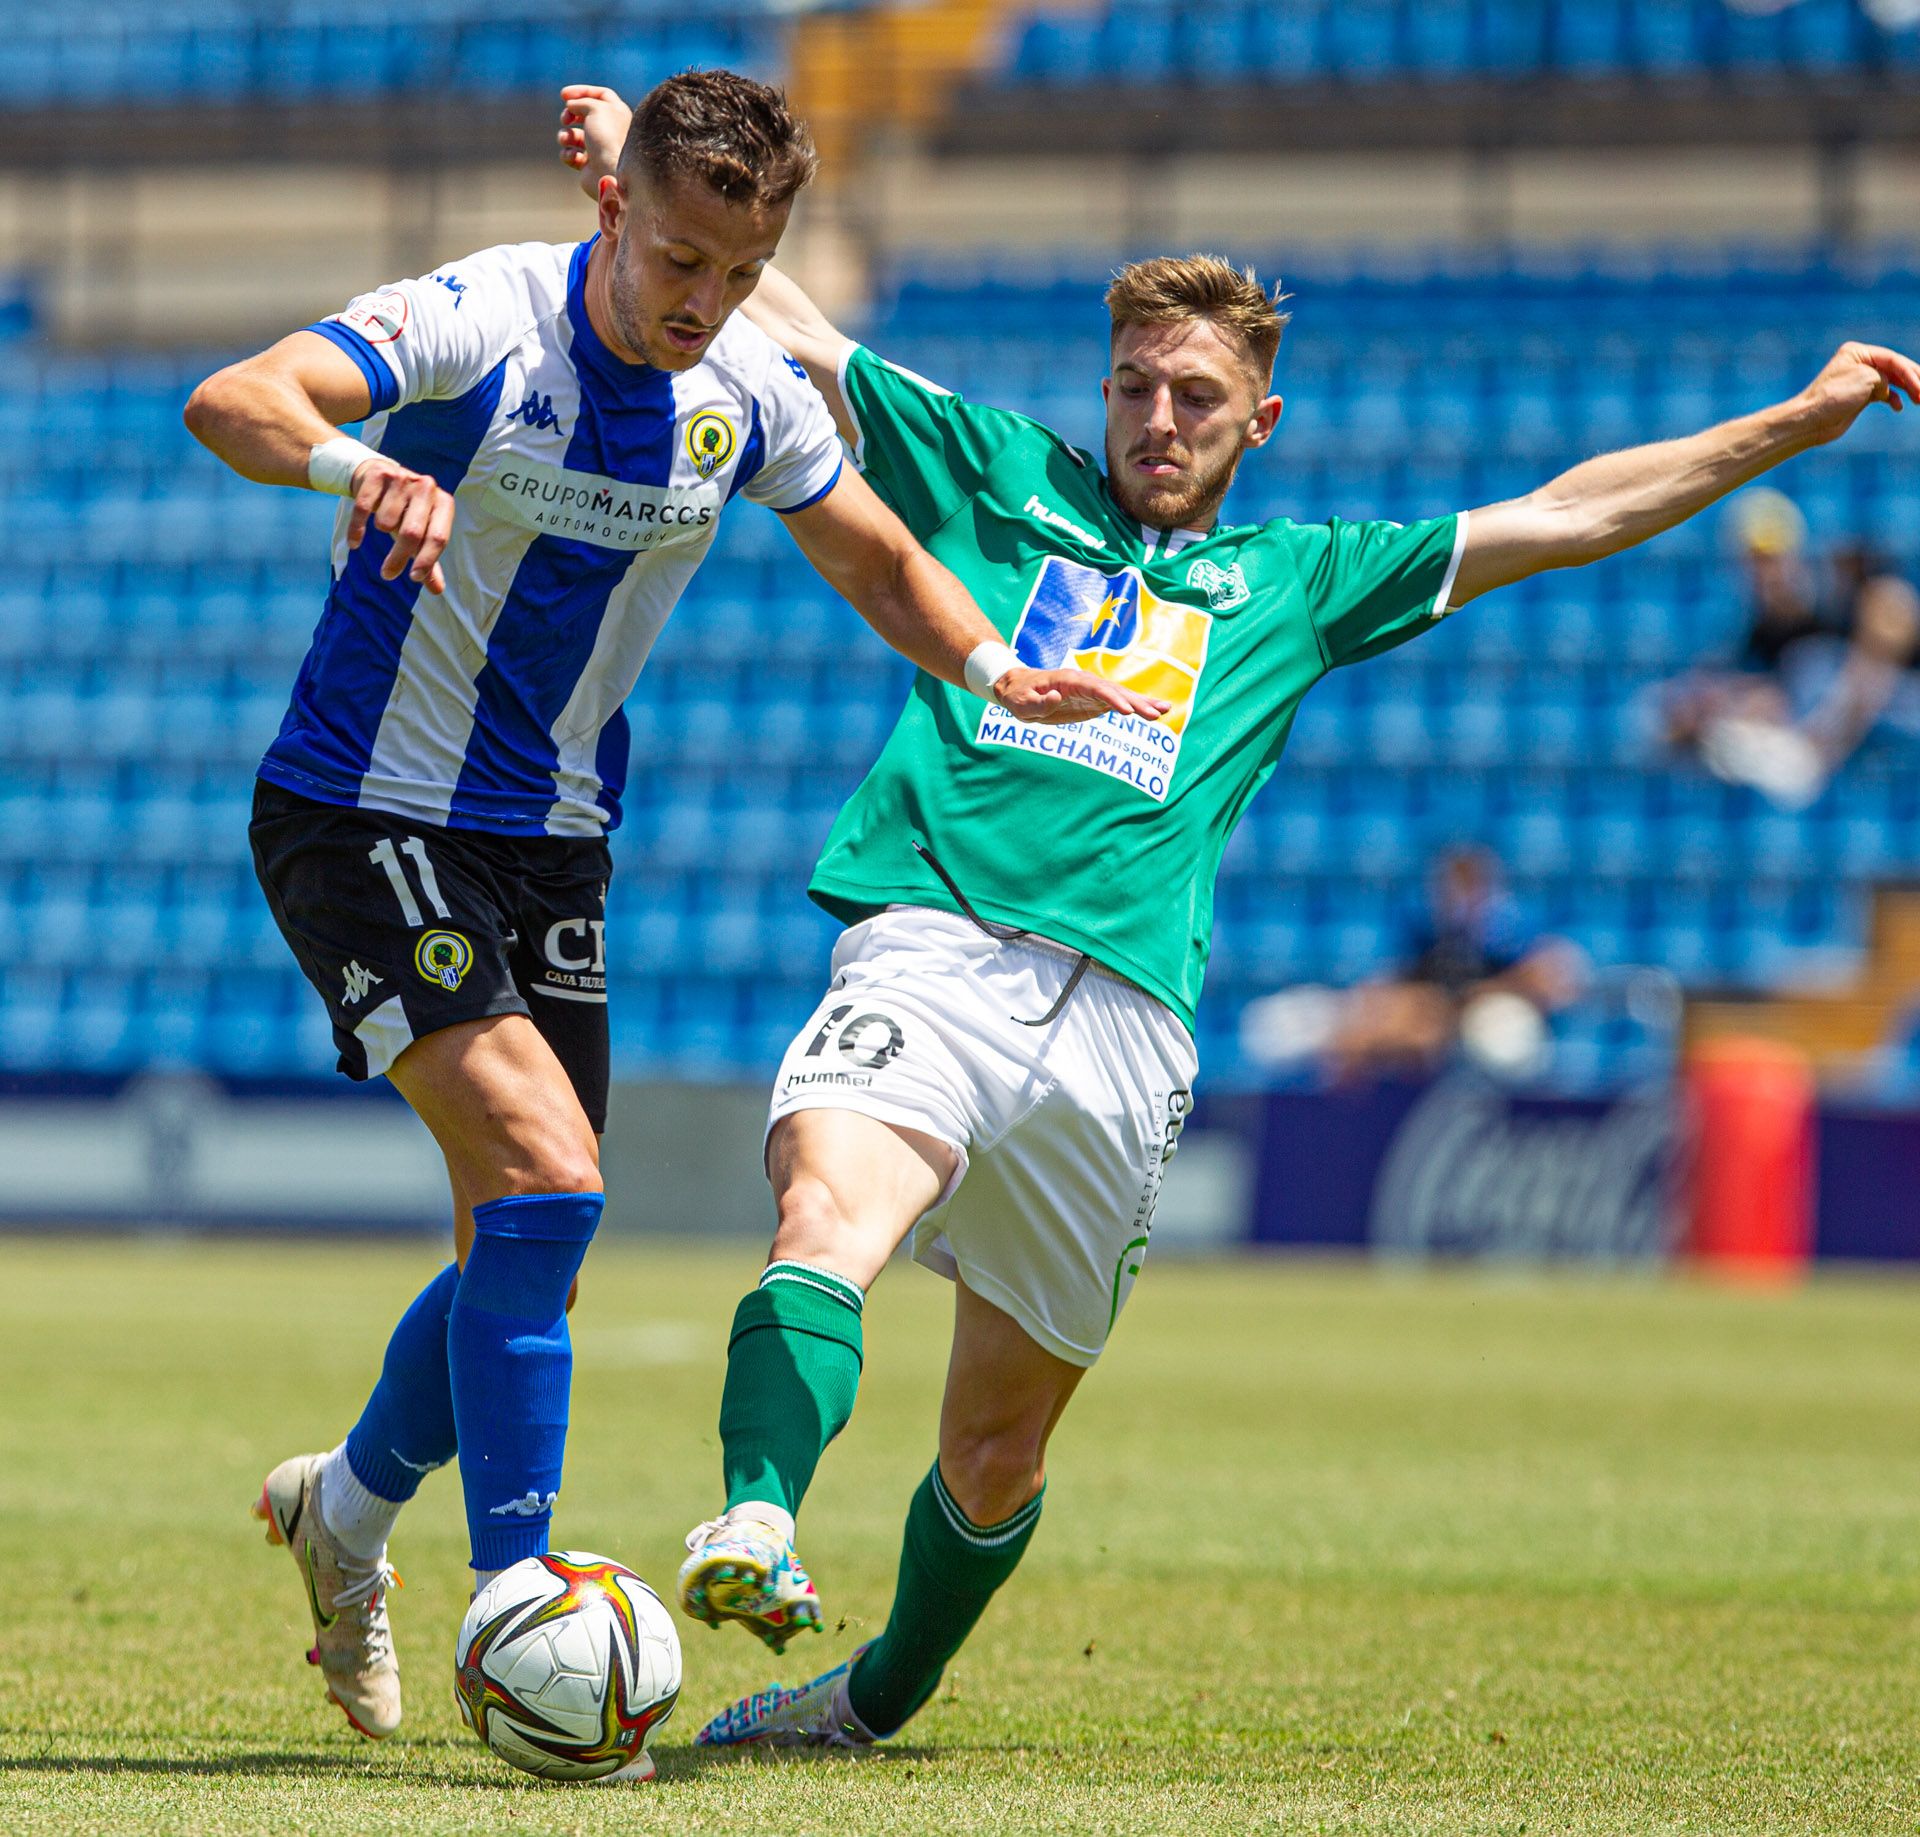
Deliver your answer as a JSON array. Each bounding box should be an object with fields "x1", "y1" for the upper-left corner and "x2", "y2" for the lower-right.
[{"x1": 342, "y1": 962, "x2": 384, "y2": 1005}]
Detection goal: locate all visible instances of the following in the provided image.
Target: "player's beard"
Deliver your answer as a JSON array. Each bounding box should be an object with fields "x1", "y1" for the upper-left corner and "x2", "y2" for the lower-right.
[
  {"x1": 605, "y1": 232, "x2": 710, "y2": 369},
  {"x1": 1106, "y1": 430, "x2": 1244, "y2": 533},
  {"x1": 604, "y1": 235, "x2": 664, "y2": 366}
]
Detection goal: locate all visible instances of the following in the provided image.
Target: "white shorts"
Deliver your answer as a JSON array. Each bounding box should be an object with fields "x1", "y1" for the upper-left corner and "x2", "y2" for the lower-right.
[{"x1": 766, "y1": 907, "x2": 1198, "y2": 1366}]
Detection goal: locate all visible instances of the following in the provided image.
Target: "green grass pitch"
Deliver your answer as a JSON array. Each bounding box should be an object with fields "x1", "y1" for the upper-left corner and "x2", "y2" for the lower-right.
[{"x1": 2, "y1": 1237, "x2": 1918, "y2": 1836}]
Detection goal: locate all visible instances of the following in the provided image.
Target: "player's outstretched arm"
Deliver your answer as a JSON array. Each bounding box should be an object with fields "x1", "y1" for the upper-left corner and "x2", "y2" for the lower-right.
[
  {"x1": 558, "y1": 84, "x2": 858, "y2": 435},
  {"x1": 184, "y1": 334, "x2": 456, "y2": 594},
  {"x1": 1448, "y1": 342, "x2": 1920, "y2": 610},
  {"x1": 783, "y1": 467, "x2": 1171, "y2": 726}
]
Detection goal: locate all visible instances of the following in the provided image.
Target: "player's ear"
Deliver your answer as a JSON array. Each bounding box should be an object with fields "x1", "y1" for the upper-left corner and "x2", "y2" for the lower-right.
[
  {"x1": 596, "y1": 172, "x2": 627, "y2": 241},
  {"x1": 1244, "y1": 393, "x2": 1283, "y2": 449}
]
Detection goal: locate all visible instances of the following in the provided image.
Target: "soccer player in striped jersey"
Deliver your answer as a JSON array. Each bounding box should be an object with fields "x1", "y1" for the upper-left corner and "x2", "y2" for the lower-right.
[
  {"x1": 562, "y1": 84, "x2": 1920, "y2": 1756},
  {"x1": 185, "y1": 71, "x2": 1161, "y2": 1742}
]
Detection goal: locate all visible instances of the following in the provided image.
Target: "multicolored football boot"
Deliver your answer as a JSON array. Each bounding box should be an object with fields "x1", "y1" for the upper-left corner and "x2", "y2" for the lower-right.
[
  {"x1": 676, "y1": 1508, "x2": 822, "y2": 1654},
  {"x1": 252, "y1": 1452, "x2": 403, "y2": 1739},
  {"x1": 695, "y1": 1643, "x2": 876, "y2": 1750}
]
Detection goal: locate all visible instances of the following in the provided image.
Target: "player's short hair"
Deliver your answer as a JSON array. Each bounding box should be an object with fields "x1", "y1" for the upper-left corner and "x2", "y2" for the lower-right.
[
  {"x1": 1105, "y1": 255, "x2": 1291, "y2": 387},
  {"x1": 619, "y1": 70, "x2": 818, "y2": 210}
]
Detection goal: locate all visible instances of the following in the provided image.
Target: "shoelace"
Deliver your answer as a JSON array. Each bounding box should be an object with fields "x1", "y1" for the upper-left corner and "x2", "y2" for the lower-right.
[
  {"x1": 333, "y1": 1559, "x2": 402, "y2": 1668},
  {"x1": 686, "y1": 1515, "x2": 792, "y2": 1558},
  {"x1": 684, "y1": 1517, "x2": 730, "y2": 1554}
]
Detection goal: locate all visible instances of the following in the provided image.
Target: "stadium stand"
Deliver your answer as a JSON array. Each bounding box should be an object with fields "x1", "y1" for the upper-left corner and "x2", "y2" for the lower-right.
[
  {"x1": 0, "y1": 3, "x2": 787, "y2": 107},
  {"x1": 2, "y1": 245, "x2": 1915, "y2": 1091},
  {"x1": 1000, "y1": 0, "x2": 1920, "y2": 89}
]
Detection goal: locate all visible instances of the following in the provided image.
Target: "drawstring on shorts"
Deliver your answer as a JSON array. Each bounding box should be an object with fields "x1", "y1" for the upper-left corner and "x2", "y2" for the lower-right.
[{"x1": 910, "y1": 840, "x2": 1093, "y2": 1028}]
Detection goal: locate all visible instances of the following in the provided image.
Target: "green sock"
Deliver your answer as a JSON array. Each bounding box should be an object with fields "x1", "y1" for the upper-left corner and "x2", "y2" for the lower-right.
[
  {"x1": 847, "y1": 1460, "x2": 1045, "y2": 1737},
  {"x1": 718, "y1": 1261, "x2": 864, "y2": 1516}
]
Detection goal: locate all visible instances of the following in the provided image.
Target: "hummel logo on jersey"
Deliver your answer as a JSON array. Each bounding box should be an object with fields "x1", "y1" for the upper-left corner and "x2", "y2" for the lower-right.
[
  {"x1": 505, "y1": 390, "x2": 564, "y2": 435},
  {"x1": 341, "y1": 961, "x2": 384, "y2": 1006},
  {"x1": 1187, "y1": 557, "x2": 1250, "y2": 610},
  {"x1": 1023, "y1": 494, "x2": 1107, "y2": 551},
  {"x1": 489, "y1": 1490, "x2": 559, "y2": 1518}
]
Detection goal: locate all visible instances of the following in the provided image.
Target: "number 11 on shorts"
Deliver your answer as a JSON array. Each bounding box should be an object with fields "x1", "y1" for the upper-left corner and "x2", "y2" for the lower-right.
[{"x1": 368, "y1": 836, "x2": 451, "y2": 926}]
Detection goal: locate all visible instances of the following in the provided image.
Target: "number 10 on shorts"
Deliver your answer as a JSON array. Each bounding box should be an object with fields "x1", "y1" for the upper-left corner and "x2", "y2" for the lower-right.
[{"x1": 804, "y1": 1004, "x2": 906, "y2": 1070}]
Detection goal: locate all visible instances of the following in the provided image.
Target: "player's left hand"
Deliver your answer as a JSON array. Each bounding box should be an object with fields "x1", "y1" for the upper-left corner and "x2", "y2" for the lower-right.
[
  {"x1": 557, "y1": 85, "x2": 633, "y2": 199},
  {"x1": 1797, "y1": 342, "x2": 1920, "y2": 445},
  {"x1": 994, "y1": 666, "x2": 1170, "y2": 726}
]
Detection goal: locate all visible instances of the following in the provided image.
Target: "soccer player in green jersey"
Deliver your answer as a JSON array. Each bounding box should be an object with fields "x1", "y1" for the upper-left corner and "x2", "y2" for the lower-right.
[{"x1": 560, "y1": 85, "x2": 1920, "y2": 1751}]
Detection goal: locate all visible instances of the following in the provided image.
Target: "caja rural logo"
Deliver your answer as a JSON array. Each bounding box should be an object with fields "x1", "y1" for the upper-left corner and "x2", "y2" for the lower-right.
[{"x1": 976, "y1": 557, "x2": 1212, "y2": 803}]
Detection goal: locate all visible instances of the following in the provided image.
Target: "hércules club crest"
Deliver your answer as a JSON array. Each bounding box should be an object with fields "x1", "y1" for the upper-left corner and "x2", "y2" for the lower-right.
[{"x1": 684, "y1": 411, "x2": 736, "y2": 479}]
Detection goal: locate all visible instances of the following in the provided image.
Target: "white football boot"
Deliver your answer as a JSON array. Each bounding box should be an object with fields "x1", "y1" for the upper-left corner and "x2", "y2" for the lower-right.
[
  {"x1": 252, "y1": 1452, "x2": 403, "y2": 1739},
  {"x1": 695, "y1": 1643, "x2": 876, "y2": 1750},
  {"x1": 677, "y1": 1507, "x2": 822, "y2": 1654}
]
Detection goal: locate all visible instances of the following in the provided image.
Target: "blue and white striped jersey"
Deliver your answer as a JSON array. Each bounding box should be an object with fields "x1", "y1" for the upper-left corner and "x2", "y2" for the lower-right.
[{"x1": 259, "y1": 236, "x2": 844, "y2": 836}]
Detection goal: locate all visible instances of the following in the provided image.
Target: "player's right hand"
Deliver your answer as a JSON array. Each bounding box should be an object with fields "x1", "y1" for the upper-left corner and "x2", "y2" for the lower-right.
[
  {"x1": 1795, "y1": 341, "x2": 1920, "y2": 446},
  {"x1": 558, "y1": 85, "x2": 633, "y2": 198},
  {"x1": 347, "y1": 456, "x2": 455, "y2": 596},
  {"x1": 995, "y1": 666, "x2": 1171, "y2": 726}
]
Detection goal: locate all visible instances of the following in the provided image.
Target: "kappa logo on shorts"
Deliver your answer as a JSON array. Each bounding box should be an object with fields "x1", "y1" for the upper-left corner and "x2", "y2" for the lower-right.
[
  {"x1": 341, "y1": 961, "x2": 384, "y2": 1006},
  {"x1": 414, "y1": 930, "x2": 473, "y2": 992},
  {"x1": 977, "y1": 556, "x2": 1212, "y2": 804}
]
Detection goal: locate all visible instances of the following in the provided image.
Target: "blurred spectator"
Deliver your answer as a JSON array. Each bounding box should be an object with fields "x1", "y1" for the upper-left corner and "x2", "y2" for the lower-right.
[
  {"x1": 1661, "y1": 488, "x2": 1920, "y2": 806},
  {"x1": 1241, "y1": 847, "x2": 1585, "y2": 1083}
]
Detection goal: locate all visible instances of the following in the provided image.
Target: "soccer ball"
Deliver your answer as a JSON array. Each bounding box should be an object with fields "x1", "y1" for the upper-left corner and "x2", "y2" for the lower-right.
[{"x1": 454, "y1": 1551, "x2": 681, "y2": 1782}]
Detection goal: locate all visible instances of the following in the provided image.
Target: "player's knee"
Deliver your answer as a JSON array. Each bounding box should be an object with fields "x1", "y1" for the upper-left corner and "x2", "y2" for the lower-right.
[
  {"x1": 485, "y1": 1128, "x2": 602, "y2": 1202},
  {"x1": 940, "y1": 1425, "x2": 1046, "y2": 1527},
  {"x1": 769, "y1": 1173, "x2": 856, "y2": 1265}
]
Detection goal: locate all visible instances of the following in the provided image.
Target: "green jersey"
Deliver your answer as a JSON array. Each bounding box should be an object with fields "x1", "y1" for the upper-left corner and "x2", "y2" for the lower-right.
[{"x1": 809, "y1": 346, "x2": 1467, "y2": 1033}]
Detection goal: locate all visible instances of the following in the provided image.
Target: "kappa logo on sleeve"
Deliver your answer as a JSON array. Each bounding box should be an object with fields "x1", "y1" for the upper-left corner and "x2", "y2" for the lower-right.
[
  {"x1": 976, "y1": 557, "x2": 1212, "y2": 804},
  {"x1": 334, "y1": 289, "x2": 410, "y2": 345}
]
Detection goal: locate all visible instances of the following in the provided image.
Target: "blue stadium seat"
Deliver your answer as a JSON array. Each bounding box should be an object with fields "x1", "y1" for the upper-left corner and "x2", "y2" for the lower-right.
[{"x1": 2, "y1": 247, "x2": 1917, "y2": 1085}]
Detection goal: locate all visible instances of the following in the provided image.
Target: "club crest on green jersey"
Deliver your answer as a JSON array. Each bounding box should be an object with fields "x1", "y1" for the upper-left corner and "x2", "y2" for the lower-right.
[
  {"x1": 1186, "y1": 557, "x2": 1250, "y2": 610},
  {"x1": 977, "y1": 557, "x2": 1212, "y2": 804}
]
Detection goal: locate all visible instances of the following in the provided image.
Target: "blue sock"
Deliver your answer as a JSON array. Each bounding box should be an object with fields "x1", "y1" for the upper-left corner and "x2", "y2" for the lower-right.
[
  {"x1": 448, "y1": 1191, "x2": 603, "y2": 1572},
  {"x1": 343, "y1": 1262, "x2": 460, "y2": 1503}
]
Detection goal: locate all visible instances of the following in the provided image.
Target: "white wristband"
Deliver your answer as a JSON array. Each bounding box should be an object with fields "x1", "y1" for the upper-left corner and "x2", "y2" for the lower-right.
[
  {"x1": 308, "y1": 435, "x2": 380, "y2": 497},
  {"x1": 963, "y1": 640, "x2": 1022, "y2": 702}
]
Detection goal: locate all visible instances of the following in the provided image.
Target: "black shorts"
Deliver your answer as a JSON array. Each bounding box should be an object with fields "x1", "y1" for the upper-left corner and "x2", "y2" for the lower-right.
[{"x1": 249, "y1": 780, "x2": 612, "y2": 1131}]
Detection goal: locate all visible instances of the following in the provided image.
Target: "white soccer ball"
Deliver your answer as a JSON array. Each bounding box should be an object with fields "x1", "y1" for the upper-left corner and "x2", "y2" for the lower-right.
[{"x1": 454, "y1": 1551, "x2": 681, "y2": 1782}]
